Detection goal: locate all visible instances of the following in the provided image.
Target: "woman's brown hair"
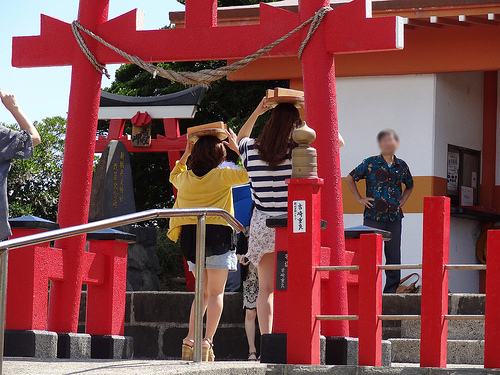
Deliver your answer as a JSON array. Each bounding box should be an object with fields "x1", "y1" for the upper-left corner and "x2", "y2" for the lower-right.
[
  {"x1": 255, "y1": 103, "x2": 301, "y2": 170},
  {"x1": 188, "y1": 135, "x2": 226, "y2": 171}
]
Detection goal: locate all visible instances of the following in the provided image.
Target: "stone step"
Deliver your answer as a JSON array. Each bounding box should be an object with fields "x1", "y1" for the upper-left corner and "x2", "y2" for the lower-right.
[
  {"x1": 390, "y1": 338, "x2": 484, "y2": 365},
  {"x1": 401, "y1": 319, "x2": 484, "y2": 340}
]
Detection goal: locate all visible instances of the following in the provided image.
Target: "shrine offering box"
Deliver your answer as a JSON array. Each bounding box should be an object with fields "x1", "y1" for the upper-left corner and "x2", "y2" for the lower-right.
[
  {"x1": 187, "y1": 122, "x2": 227, "y2": 142},
  {"x1": 265, "y1": 88, "x2": 304, "y2": 108}
]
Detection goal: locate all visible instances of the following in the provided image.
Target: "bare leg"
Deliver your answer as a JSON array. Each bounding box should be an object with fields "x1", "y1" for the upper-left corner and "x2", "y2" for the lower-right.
[
  {"x1": 245, "y1": 308, "x2": 258, "y2": 358},
  {"x1": 204, "y1": 269, "x2": 229, "y2": 340},
  {"x1": 256, "y1": 253, "x2": 274, "y2": 334},
  {"x1": 185, "y1": 270, "x2": 209, "y2": 343}
]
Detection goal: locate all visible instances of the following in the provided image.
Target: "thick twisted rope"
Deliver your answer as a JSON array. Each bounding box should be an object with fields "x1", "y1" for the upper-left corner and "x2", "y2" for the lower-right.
[{"x1": 71, "y1": 6, "x2": 332, "y2": 86}]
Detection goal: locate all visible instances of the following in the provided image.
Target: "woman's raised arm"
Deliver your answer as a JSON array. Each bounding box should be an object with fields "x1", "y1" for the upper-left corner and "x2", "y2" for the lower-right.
[{"x1": 237, "y1": 97, "x2": 271, "y2": 143}]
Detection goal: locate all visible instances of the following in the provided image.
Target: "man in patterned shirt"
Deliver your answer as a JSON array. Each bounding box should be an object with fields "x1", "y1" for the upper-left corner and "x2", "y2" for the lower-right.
[
  {"x1": 0, "y1": 90, "x2": 41, "y2": 240},
  {"x1": 346, "y1": 129, "x2": 413, "y2": 293}
]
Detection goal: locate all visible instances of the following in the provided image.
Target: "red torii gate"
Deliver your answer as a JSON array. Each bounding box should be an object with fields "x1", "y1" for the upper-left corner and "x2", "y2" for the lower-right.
[{"x1": 12, "y1": 0, "x2": 402, "y2": 335}]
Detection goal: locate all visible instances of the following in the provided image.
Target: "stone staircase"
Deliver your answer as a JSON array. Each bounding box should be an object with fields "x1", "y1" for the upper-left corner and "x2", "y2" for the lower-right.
[{"x1": 383, "y1": 294, "x2": 485, "y2": 365}]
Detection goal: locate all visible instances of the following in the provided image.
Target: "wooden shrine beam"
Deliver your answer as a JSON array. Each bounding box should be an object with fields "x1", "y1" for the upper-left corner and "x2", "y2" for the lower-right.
[
  {"x1": 12, "y1": 5, "x2": 302, "y2": 68},
  {"x1": 227, "y1": 23, "x2": 500, "y2": 81}
]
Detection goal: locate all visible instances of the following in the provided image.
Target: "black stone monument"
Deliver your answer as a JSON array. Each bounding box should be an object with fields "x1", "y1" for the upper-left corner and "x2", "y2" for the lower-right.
[{"x1": 89, "y1": 140, "x2": 136, "y2": 221}]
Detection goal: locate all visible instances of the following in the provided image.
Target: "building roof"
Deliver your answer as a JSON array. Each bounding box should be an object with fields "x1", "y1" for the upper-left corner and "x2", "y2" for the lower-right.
[
  {"x1": 169, "y1": 0, "x2": 500, "y2": 26},
  {"x1": 169, "y1": 0, "x2": 500, "y2": 79}
]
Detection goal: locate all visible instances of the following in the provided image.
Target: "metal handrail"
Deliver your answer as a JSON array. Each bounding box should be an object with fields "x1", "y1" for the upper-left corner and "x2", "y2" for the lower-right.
[
  {"x1": 317, "y1": 264, "x2": 487, "y2": 272},
  {"x1": 0, "y1": 207, "x2": 243, "y2": 367},
  {"x1": 0, "y1": 207, "x2": 243, "y2": 252}
]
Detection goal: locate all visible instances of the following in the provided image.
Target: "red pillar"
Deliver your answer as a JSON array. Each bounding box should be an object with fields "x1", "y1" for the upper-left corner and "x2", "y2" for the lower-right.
[
  {"x1": 485, "y1": 229, "x2": 500, "y2": 369},
  {"x1": 48, "y1": 0, "x2": 110, "y2": 333},
  {"x1": 420, "y1": 196, "x2": 450, "y2": 368},
  {"x1": 6, "y1": 228, "x2": 52, "y2": 330},
  {"x1": 185, "y1": 0, "x2": 217, "y2": 28},
  {"x1": 298, "y1": 0, "x2": 348, "y2": 337},
  {"x1": 480, "y1": 71, "x2": 498, "y2": 209},
  {"x1": 86, "y1": 240, "x2": 128, "y2": 335},
  {"x1": 108, "y1": 119, "x2": 126, "y2": 139},
  {"x1": 286, "y1": 178, "x2": 323, "y2": 365},
  {"x1": 358, "y1": 233, "x2": 383, "y2": 366}
]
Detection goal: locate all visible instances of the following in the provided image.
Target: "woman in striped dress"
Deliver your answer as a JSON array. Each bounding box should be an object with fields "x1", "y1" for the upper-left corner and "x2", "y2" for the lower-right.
[{"x1": 237, "y1": 98, "x2": 301, "y2": 335}]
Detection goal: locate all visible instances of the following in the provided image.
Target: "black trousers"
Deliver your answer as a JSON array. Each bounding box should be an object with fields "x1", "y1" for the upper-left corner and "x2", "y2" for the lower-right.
[{"x1": 363, "y1": 217, "x2": 402, "y2": 293}]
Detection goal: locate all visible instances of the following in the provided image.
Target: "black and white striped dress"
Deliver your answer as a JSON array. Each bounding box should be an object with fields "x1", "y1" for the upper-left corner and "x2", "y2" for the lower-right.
[{"x1": 239, "y1": 137, "x2": 292, "y2": 265}]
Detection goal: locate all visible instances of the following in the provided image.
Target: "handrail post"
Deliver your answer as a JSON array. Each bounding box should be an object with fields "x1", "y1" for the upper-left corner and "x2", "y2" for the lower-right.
[
  {"x1": 193, "y1": 214, "x2": 206, "y2": 362},
  {"x1": 0, "y1": 250, "x2": 8, "y2": 374},
  {"x1": 485, "y1": 229, "x2": 500, "y2": 368},
  {"x1": 358, "y1": 233, "x2": 383, "y2": 366},
  {"x1": 420, "y1": 196, "x2": 450, "y2": 368}
]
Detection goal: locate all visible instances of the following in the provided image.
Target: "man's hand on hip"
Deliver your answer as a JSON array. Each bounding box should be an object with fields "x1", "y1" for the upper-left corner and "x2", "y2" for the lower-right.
[{"x1": 357, "y1": 197, "x2": 374, "y2": 208}]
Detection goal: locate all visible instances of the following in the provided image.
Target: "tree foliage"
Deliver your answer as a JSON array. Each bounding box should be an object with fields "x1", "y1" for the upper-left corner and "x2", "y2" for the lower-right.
[{"x1": 6, "y1": 117, "x2": 66, "y2": 221}]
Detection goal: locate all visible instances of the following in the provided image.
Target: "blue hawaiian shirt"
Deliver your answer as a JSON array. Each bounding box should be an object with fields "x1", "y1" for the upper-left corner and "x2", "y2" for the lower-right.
[{"x1": 349, "y1": 155, "x2": 413, "y2": 222}]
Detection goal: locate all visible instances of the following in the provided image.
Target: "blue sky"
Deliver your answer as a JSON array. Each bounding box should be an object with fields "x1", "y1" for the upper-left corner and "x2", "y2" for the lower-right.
[{"x1": 0, "y1": 0, "x2": 184, "y2": 124}]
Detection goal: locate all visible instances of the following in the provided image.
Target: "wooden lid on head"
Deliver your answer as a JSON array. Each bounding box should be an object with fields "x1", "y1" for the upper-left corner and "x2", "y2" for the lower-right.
[
  {"x1": 187, "y1": 122, "x2": 228, "y2": 142},
  {"x1": 265, "y1": 88, "x2": 304, "y2": 108}
]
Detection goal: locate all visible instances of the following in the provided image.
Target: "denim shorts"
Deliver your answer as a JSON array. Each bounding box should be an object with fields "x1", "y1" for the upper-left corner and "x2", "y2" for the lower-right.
[{"x1": 187, "y1": 250, "x2": 238, "y2": 272}]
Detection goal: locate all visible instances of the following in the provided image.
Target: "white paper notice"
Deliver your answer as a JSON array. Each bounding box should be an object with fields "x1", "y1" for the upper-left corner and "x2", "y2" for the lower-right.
[
  {"x1": 460, "y1": 186, "x2": 474, "y2": 207},
  {"x1": 447, "y1": 152, "x2": 459, "y2": 191},
  {"x1": 471, "y1": 172, "x2": 477, "y2": 189},
  {"x1": 293, "y1": 200, "x2": 306, "y2": 233}
]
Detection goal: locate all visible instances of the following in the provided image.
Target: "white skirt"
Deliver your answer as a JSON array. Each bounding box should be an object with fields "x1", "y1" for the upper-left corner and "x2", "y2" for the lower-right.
[{"x1": 247, "y1": 208, "x2": 276, "y2": 266}]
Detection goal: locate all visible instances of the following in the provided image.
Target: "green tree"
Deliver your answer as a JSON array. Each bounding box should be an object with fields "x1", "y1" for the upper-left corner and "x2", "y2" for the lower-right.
[{"x1": 6, "y1": 116, "x2": 66, "y2": 221}]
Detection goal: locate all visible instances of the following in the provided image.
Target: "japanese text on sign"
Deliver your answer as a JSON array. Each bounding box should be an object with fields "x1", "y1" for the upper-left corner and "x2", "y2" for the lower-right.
[
  {"x1": 112, "y1": 152, "x2": 126, "y2": 209},
  {"x1": 293, "y1": 200, "x2": 306, "y2": 233},
  {"x1": 275, "y1": 251, "x2": 288, "y2": 290}
]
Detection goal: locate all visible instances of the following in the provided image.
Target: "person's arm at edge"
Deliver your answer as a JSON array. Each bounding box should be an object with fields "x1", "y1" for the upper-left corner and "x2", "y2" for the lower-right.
[
  {"x1": 0, "y1": 91, "x2": 41, "y2": 146},
  {"x1": 237, "y1": 97, "x2": 270, "y2": 144},
  {"x1": 338, "y1": 133, "x2": 345, "y2": 148},
  {"x1": 345, "y1": 174, "x2": 374, "y2": 208}
]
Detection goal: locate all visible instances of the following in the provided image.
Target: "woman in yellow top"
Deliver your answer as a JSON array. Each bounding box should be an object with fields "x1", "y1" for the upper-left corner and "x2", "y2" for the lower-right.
[{"x1": 168, "y1": 129, "x2": 248, "y2": 361}]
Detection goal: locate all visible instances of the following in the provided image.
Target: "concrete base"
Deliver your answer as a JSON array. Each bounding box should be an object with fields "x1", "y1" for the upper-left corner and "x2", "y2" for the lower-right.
[
  {"x1": 2, "y1": 359, "x2": 499, "y2": 375},
  {"x1": 4, "y1": 330, "x2": 57, "y2": 358},
  {"x1": 260, "y1": 334, "x2": 286, "y2": 364},
  {"x1": 325, "y1": 337, "x2": 391, "y2": 366},
  {"x1": 259, "y1": 333, "x2": 326, "y2": 365},
  {"x1": 57, "y1": 333, "x2": 91, "y2": 359},
  {"x1": 91, "y1": 335, "x2": 134, "y2": 359}
]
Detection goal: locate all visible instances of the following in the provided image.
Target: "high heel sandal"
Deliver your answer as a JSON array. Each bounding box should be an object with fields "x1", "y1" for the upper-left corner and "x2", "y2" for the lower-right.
[
  {"x1": 248, "y1": 351, "x2": 258, "y2": 361},
  {"x1": 202, "y1": 338, "x2": 215, "y2": 361},
  {"x1": 182, "y1": 338, "x2": 194, "y2": 360}
]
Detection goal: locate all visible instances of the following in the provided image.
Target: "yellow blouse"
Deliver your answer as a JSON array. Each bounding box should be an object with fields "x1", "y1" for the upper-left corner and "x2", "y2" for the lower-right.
[{"x1": 167, "y1": 161, "x2": 249, "y2": 242}]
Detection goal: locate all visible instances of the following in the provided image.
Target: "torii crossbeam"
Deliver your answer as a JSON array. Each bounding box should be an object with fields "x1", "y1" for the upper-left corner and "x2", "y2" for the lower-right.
[{"x1": 12, "y1": 0, "x2": 404, "y2": 337}]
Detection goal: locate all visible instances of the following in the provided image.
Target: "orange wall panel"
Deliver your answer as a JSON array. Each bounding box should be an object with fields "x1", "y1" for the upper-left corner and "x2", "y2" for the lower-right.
[{"x1": 342, "y1": 176, "x2": 447, "y2": 214}]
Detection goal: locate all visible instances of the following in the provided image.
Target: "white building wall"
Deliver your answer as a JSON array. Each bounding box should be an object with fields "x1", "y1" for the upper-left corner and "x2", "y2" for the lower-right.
[
  {"x1": 338, "y1": 75, "x2": 435, "y2": 287},
  {"x1": 434, "y1": 72, "x2": 483, "y2": 179},
  {"x1": 337, "y1": 73, "x2": 483, "y2": 293},
  {"x1": 434, "y1": 72, "x2": 484, "y2": 293}
]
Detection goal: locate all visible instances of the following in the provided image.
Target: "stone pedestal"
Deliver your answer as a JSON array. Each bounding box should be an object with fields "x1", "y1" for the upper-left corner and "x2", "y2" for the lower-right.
[
  {"x1": 4, "y1": 330, "x2": 57, "y2": 358},
  {"x1": 57, "y1": 332, "x2": 91, "y2": 359},
  {"x1": 260, "y1": 334, "x2": 326, "y2": 365},
  {"x1": 325, "y1": 336, "x2": 391, "y2": 366},
  {"x1": 91, "y1": 335, "x2": 134, "y2": 359}
]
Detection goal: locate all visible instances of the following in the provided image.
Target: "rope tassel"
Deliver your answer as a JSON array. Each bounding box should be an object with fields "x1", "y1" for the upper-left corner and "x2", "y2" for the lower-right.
[{"x1": 71, "y1": 7, "x2": 332, "y2": 86}]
